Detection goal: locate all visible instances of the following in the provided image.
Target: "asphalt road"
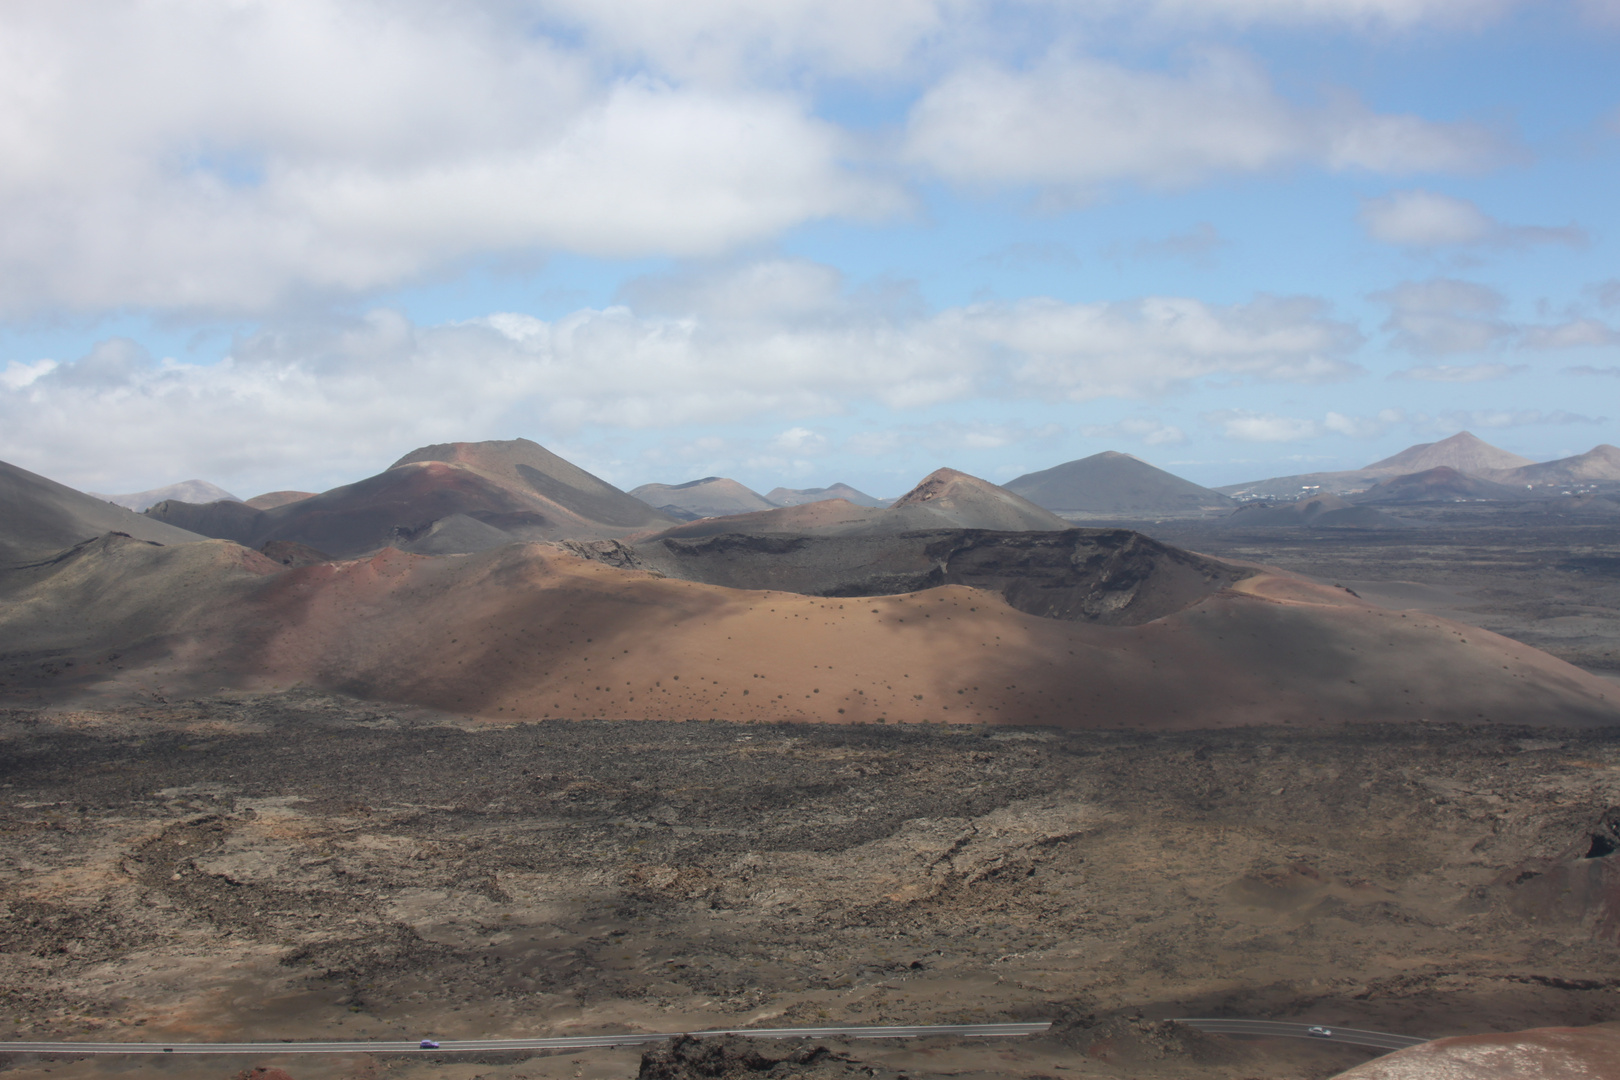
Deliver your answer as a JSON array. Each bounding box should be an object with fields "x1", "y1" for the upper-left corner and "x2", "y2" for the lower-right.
[
  {"x1": 0, "y1": 1021, "x2": 1053, "y2": 1056},
  {"x1": 1173, "y1": 1018, "x2": 1430, "y2": 1051}
]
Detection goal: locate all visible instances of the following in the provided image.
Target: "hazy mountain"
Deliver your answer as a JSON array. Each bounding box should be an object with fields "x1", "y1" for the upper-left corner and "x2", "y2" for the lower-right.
[
  {"x1": 765, "y1": 483, "x2": 888, "y2": 508},
  {"x1": 1, "y1": 458, "x2": 207, "y2": 565},
  {"x1": 1217, "y1": 431, "x2": 1534, "y2": 500},
  {"x1": 630, "y1": 477, "x2": 777, "y2": 519},
  {"x1": 1005, "y1": 451, "x2": 1233, "y2": 517},
  {"x1": 650, "y1": 468, "x2": 1068, "y2": 541},
  {"x1": 1493, "y1": 444, "x2": 1620, "y2": 487},
  {"x1": 1362, "y1": 431, "x2": 1534, "y2": 477},
  {"x1": 91, "y1": 479, "x2": 240, "y2": 512},
  {"x1": 146, "y1": 438, "x2": 680, "y2": 557}
]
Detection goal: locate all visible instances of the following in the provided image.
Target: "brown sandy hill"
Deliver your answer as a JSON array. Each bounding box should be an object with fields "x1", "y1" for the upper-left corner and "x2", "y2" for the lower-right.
[
  {"x1": 1327, "y1": 1022, "x2": 1620, "y2": 1078},
  {"x1": 90, "y1": 479, "x2": 239, "y2": 512},
  {"x1": 1, "y1": 534, "x2": 1613, "y2": 729},
  {"x1": 886, "y1": 468, "x2": 1070, "y2": 531},
  {"x1": 1494, "y1": 443, "x2": 1620, "y2": 487},
  {"x1": 1352, "y1": 466, "x2": 1529, "y2": 504},
  {"x1": 766, "y1": 482, "x2": 888, "y2": 508},
  {"x1": 1005, "y1": 451, "x2": 1234, "y2": 515},
  {"x1": 148, "y1": 438, "x2": 681, "y2": 557},
  {"x1": 630, "y1": 477, "x2": 777, "y2": 519},
  {"x1": 0, "y1": 458, "x2": 207, "y2": 565},
  {"x1": 1220, "y1": 494, "x2": 1408, "y2": 529},
  {"x1": 245, "y1": 490, "x2": 316, "y2": 510},
  {"x1": 392, "y1": 438, "x2": 674, "y2": 532},
  {"x1": 1363, "y1": 430, "x2": 1534, "y2": 477}
]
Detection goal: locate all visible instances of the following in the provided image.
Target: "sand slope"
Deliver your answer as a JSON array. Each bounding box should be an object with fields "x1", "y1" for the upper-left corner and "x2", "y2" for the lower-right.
[
  {"x1": 0, "y1": 458, "x2": 207, "y2": 565},
  {"x1": 1, "y1": 534, "x2": 1613, "y2": 729}
]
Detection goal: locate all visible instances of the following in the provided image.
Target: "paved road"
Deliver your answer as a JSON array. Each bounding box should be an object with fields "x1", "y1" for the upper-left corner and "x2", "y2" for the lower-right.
[
  {"x1": 0, "y1": 1022, "x2": 1052, "y2": 1056},
  {"x1": 1174, "y1": 1018, "x2": 1429, "y2": 1052}
]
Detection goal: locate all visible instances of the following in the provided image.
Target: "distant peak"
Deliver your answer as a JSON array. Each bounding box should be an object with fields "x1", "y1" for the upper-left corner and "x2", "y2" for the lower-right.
[{"x1": 892, "y1": 468, "x2": 976, "y2": 506}]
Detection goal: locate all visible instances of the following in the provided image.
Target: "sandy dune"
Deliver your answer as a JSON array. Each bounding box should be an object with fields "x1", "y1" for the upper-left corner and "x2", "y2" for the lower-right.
[{"x1": 2, "y1": 534, "x2": 1613, "y2": 729}]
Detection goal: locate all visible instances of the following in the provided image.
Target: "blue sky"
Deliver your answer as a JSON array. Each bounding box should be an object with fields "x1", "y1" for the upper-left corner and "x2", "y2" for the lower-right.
[{"x1": 0, "y1": 0, "x2": 1616, "y2": 499}]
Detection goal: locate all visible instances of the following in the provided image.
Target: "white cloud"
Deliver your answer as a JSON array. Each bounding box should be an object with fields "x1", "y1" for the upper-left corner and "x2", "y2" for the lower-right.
[
  {"x1": 0, "y1": 261, "x2": 1367, "y2": 491},
  {"x1": 1371, "y1": 278, "x2": 1512, "y2": 354},
  {"x1": 0, "y1": 359, "x2": 57, "y2": 390},
  {"x1": 0, "y1": 1, "x2": 895, "y2": 315},
  {"x1": 1432, "y1": 409, "x2": 1606, "y2": 429},
  {"x1": 903, "y1": 51, "x2": 1504, "y2": 194},
  {"x1": 1080, "y1": 418, "x2": 1189, "y2": 445},
  {"x1": 1391, "y1": 362, "x2": 1525, "y2": 382},
  {"x1": 1373, "y1": 278, "x2": 1620, "y2": 355},
  {"x1": 1360, "y1": 189, "x2": 1586, "y2": 249},
  {"x1": 1146, "y1": 0, "x2": 1515, "y2": 26},
  {"x1": 1323, "y1": 408, "x2": 1405, "y2": 437},
  {"x1": 1206, "y1": 410, "x2": 1322, "y2": 442},
  {"x1": 771, "y1": 426, "x2": 828, "y2": 452},
  {"x1": 532, "y1": 0, "x2": 960, "y2": 83},
  {"x1": 1519, "y1": 319, "x2": 1619, "y2": 349},
  {"x1": 1116, "y1": 223, "x2": 1229, "y2": 268},
  {"x1": 944, "y1": 294, "x2": 1362, "y2": 399}
]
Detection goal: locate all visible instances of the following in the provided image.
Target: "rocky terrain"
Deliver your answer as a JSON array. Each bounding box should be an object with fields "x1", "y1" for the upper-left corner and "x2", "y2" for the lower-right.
[
  {"x1": 1, "y1": 695, "x2": 1618, "y2": 1080},
  {"x1": 1150, "y1": 510, "x2": 1620, "y2": 678}
]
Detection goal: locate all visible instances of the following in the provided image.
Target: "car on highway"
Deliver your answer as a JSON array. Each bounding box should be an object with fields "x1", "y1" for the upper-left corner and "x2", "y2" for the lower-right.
[
  {"x1": 1306, "y1": 1026, "x2": 1332, "y2": 1038},
  {"x1": 419, "y1": 1039, "x2": 439, "y2": 1049}
]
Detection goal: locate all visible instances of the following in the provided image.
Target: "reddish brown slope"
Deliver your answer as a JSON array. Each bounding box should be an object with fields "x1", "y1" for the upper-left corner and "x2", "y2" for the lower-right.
[{"x1": 4, "y1": 536, "x2": 1612, "y2": 729}]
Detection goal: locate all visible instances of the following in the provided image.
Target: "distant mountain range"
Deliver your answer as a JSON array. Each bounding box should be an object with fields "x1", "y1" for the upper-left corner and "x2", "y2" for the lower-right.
[
  {"x1": 144, "y1": 438, "x2": 680, "y2": 558},
  {"x1": 1217, "y1": 432, "x2": 1620, "y2": 501},
  {"x1": 629, "y1": 477, "x2": 777, "y2": 520},
  {"x1": 14, "y1": 430, "x2": 1620, "y2": 568}
]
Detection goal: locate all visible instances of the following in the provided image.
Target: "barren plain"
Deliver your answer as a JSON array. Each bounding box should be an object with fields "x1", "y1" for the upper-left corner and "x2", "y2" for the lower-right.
[{"x1": 3, "y1": 693, "x2": 1619, "y2": 1080}]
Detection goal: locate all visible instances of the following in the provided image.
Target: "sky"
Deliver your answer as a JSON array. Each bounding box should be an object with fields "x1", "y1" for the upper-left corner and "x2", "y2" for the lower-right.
[{"x1": 1, "y1": 0, "x2": 1617, "y2": 500}]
